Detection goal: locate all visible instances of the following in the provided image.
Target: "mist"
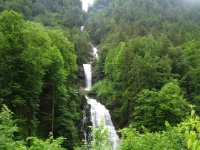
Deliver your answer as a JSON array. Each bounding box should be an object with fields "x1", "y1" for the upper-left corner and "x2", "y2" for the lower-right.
[{"x1": 183, "y1": 0, "x2": 200, "y2": 5}]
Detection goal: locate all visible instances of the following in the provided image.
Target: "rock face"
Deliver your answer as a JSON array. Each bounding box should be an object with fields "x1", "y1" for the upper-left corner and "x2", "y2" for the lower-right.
[
  {"x1": 81, "y1": 102, "x2": 92, "y2": 144},
  {"x1": 87, "y1": 91, "x2": 97, "y2": 97},
  {"x1": 77, "y1": 71, "x2": 85, "y2": 80}
]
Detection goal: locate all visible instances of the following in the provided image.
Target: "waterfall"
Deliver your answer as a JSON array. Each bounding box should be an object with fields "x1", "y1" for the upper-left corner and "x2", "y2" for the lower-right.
[
  {"x1": 82, "y1": 44, "x2": 119, "y2": 149},
  {"x1": 92, "y1": 47, "x2": 98, "y2": 59},
  {"x1": 81, "y1": 0, "x2": 94, "y2": 11},
  {"x1": 87, "y1": 97, "x2": 119, "y2": 149},
  {"x1": 81, "y1": 26, "x2": 84, "y2": 31},
  {"x1": 89, "y1": 43, "x2": 98, "y2": 60},
  {"x1": 83, "y1": 64, "x2": 92, "y2": 91}
]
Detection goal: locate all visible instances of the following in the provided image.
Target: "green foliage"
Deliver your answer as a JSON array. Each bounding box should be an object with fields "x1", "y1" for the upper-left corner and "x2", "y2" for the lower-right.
[
  {"x1": 118, "y1": 124, "x2": 186, "y2": 150},
  {"x1": 92, "y1": 79, "x2": 115, "y2": 104},
  {"x1": 88, "y1": 0, "x2": 200, "y2": 129},
  {"x1": 0, "y1": 0, "x2": 84, "y2": 28},
  {"x1": 178, "y1": 107, "x2": 200, "y2": 150},
  {"x1": 131, "y1": 80, "x2": 189, "y2": 131},
  {"x1": 0, "y1": 104, "x2": 66, "y2": 150},
  {"x1": 76, "y1": 118, "x2": 113, "y2": 150},
  {"x1": 181, "y1": 41, "x2": 200, "y2": 114},
  {"x1": 0, "y1": 105, "x2": 24, "y2": 149},
  {"x1": 70, "y1": 27, "x2": 91, "y2": 68},
  {"x1": 0, "y1": 10, "x2": 46, "y2": 138},
  {"x1": 2, "y1": 0, "x2": 200, "y2": 148},
  {"x1": 28, "y1": 133, "x2": 65, "y2": 150},
  {"x1": 90, "y1": 119, "x2": 113, "y2": 150},
  {"x1": 0, "y1": 10, "x2": 81, "y2": 148},
  {"x1": 119, "y1": 108, "x2": 200, "y2": 150},
  {"x1": 93, "y1": 34, "x2": 188, "y2": 127},
  {"x1": 47, "y1": 29, "x2": 77, "y2": 77}
]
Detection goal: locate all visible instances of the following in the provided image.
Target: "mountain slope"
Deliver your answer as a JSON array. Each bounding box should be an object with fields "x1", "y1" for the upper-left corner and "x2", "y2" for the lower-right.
[{"x1": 87, "y1": 0, "x2": 200, "y2": 130}]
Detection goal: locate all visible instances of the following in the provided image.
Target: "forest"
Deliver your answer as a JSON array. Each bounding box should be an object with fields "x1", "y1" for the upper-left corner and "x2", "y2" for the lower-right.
[{"x1": 1, "y1": 0, "x2": 200, "y2": 149}]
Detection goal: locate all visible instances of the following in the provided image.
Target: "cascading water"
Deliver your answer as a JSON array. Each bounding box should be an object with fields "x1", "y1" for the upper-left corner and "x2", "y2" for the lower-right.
[
  {"x1": 81, "y1": 26, "x2": 84, "y2": 31},
  {"x1": 87, "y1": 97, "x2": 119, "y2": 149},
  {"x1": 82, "y1": 42, "x2": 119, "y2": 149},
  {"x1": 92, "y1": 47, "x2": 98, "y2": 59},
  {"x1": 83, "y1": 64, "x2": 92, "y2": 91},
  {"x1": 89, "y1": 43, "x2": 98, "y2": 60}
]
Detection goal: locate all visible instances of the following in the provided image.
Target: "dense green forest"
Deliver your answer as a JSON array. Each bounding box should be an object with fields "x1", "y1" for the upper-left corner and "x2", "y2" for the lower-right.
[
  {"x1": 88, "y1": 0, "x2": 200, "y2": 130},
  {"x1": 1, "y1": 0, "x2": 200, "y2": 149},
  {"x1": 0, "y1": 0, "x2": 90, "y2": 149}
]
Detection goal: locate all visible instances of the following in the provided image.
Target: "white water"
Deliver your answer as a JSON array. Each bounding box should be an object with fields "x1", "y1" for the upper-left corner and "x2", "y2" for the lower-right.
[
  {"x1": 92, "y1": 47, "x2": 98, "y2": 59},
  {"x1": 82, "y1": 45, "x2": 119, "y2": 149},
  {"x1": 81, "y1": 0, "x2": 94, "y2": 11},
  {"x1": 81, "y1": 26, "x2": 84, "y2": 31},
  {"x1": 86, "y1": 97, "x2": 119, "y2": 149},
  {"x1": 89, "y1": 43, "x2": 98, "y2": 60},
  {"x1": 83, "y1": 64, "x2": 92, "y2": 91}
]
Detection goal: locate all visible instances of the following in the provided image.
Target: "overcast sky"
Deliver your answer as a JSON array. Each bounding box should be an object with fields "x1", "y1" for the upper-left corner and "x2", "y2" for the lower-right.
[{"x1": 81, "y1": 0, "x2": 94, "y2": 11}]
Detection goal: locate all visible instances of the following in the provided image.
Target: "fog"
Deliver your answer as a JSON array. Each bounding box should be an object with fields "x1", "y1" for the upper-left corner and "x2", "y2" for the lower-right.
[{"x1": 183, "y1": 0, "x2": 200, "y2": 4}]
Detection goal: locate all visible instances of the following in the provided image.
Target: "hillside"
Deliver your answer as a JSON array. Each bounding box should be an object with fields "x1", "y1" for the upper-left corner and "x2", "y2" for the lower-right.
[
  {"x1": 1, "y1": 0, "x2": 200, "y2": 149},
  {"x1": 0, "y1": 0, "x2": 90, "y2": 149},
  {"x1": 86, "y1": 0, "x2": 200, "y2": 130}
]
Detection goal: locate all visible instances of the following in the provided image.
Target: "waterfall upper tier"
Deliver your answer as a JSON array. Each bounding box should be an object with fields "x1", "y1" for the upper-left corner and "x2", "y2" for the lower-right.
[{"x1": 83, "y1": 64, "x2": 92, "y2": 91}]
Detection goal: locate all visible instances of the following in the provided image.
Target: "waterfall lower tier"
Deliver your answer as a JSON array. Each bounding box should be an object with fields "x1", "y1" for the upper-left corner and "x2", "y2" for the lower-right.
[
  {"x1": 81, "y1": 96, "x2": 119, "y2": 149},
  {"x1": 86, "y1": 96, "x2": 119, "y2": 149}
]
